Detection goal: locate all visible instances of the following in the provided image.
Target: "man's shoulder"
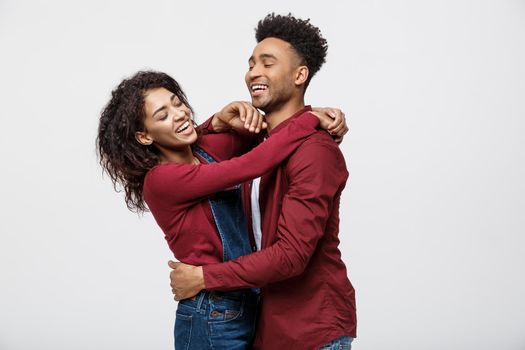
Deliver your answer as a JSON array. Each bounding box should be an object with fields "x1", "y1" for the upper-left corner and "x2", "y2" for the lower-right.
[
  {"x1": 287, "y1": 130, "x2": 346, "y2": 170},
  {"x1": 298, "y1": 129, "x2": 342, "y2": 155}
]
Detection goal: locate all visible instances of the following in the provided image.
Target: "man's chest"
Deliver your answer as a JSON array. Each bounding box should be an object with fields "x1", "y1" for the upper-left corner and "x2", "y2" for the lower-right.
[{"x1": 256, "y1": 165, "x2": 290, "y2": 246}]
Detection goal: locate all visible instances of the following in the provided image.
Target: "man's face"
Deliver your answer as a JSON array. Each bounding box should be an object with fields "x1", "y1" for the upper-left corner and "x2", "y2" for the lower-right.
[{"x1": 245, "y1": 37, "x2": 302, "y2": 113}]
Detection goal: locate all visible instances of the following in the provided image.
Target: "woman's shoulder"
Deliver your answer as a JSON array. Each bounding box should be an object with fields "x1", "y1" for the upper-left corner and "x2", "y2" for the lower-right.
[
  {"x1": 144, "y1": 163, "x2": 184, "y2": 191},
  {"x1": 145, "y1": 161, "x2": 189, "y2": 177}
]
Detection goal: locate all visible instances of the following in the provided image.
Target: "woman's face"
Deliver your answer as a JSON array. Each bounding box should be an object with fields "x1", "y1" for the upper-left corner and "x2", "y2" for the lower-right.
[{"x1": 136, "y1": 87, "x2": 197, "y2": 151}]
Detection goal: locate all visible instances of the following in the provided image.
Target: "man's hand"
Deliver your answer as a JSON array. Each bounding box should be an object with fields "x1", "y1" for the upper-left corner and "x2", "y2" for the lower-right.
[
  {"x1": 212, "y1": 101, "x2": 267, "y2": 134},
  {"x1": 311, "y1": 107, "x2": 349, "y2": 144},
  {"x1": 168, "y1": 261, "x2": 205, "y2": 301}
]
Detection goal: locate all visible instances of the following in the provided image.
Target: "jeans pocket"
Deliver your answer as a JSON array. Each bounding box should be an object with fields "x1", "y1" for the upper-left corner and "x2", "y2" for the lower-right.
[
  {"x1": 208, "y1": 304, "x2": 257, "y2": 350},
  {"x1": 209, "y1": 307, "x2": 242, "y2": 323},
  {"x1": 174, "y1": 312, "x2": 192, "y2": 350},
  {"x1": 224, "y1": 309, "x2": 240, "y2": 321}
]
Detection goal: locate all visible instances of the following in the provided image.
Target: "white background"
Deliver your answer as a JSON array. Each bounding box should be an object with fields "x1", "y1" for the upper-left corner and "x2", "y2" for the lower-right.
[{"x1": 1, "y1": 1, "x2": 524, "y2": 349}]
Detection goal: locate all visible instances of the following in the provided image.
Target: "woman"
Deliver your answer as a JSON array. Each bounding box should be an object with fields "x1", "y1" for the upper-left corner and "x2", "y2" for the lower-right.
[{"x1": 97, "y1": 70, "x2": 346, "y2": 350}]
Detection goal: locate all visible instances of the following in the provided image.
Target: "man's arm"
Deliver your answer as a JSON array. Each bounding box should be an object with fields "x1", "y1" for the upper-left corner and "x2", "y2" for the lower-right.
[{"x1": 169, "y1": 139, "x2": 348, "y2": 300}]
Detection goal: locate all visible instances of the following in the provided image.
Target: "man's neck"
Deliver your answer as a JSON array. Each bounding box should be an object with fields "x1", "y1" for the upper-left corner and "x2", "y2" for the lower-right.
[{"x1": 265, "y1": 99, "x2": 305, "y2": 131}]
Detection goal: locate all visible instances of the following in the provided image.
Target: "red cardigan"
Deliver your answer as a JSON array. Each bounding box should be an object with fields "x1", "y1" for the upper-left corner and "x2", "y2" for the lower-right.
[
  {"x1": 143, "y1": 113, "x2": 319, "y2": 266},
  {"x1": 203, "y1": 106, "x2": 357, "y2": 349}
]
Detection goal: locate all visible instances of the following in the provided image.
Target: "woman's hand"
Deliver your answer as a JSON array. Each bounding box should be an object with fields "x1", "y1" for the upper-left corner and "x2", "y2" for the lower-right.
[
  {"x1": 311, "y1": 107, "x2": 349, "y2": 144},
  {"x1": 213, "y1": 101, "x2": 267, "y2": 134}
]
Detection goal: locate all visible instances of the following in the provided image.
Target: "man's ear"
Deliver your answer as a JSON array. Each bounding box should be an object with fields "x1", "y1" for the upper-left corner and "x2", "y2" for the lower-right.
[
  {"x1": 294, "y1": 65, "x2": 309, "y2": 86},
  {"x1": 135, "y1": 131, "x2": 153, "y2": 146}
]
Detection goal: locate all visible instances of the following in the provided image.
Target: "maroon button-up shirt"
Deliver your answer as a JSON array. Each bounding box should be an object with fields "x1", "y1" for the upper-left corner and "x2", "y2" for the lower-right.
[{"x1": 203, "y1": 106, "x2": 357, "y2": 349}]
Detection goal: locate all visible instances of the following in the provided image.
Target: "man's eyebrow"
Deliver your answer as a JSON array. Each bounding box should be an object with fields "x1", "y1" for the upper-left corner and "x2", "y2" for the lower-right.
[
  {"x1": 260, "y1": 53, "x2": 277, "y2": 60},
  {"x1": 248, "y1": 53, "x2": 277, "y2": 63}
]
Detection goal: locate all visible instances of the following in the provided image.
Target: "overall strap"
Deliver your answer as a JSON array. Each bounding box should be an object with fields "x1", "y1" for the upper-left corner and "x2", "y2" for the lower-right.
[
  {"x1": 192, "y1": 146, "x2": 215, "y2": 164},
  {"x1": 191, "y1": 145, "x2": 252, "y2": 262}
]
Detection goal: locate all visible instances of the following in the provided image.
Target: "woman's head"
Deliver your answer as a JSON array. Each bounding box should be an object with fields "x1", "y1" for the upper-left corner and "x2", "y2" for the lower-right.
[
  {"x1": 137, "y1": 86, "x2": 198, "y2": 154},
  {"x1": 97, "y1": 70, "x2": 194, "y2": 213}
]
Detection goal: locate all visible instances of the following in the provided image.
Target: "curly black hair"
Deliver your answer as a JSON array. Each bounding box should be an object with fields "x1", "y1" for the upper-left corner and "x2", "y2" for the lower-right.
[
  {"x1": 97, "y1": 71, "x2": 193, "y2": 213},
  {"x1": 255, "y1": 13, "x2": 328, "y2": 90}
]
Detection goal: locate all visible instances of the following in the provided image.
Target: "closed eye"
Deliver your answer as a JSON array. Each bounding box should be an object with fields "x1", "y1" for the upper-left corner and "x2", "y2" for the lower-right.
[{"x1": 172, "y1": 95, "x2": 183, "y2": 107}]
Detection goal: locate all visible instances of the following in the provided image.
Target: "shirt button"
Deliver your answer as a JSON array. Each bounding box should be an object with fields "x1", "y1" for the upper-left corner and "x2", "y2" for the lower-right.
[{"x1": 211, "y1": 310, "x2": 222, "y2": 317}]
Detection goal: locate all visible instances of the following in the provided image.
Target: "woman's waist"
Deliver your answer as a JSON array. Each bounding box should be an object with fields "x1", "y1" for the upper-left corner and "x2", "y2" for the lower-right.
[
  {"x1": 178, "y1": 289, "x2": 260, "y2": 310},
  {"x1": 167, "y1": 232, "x2": 224, "y2": 266}
]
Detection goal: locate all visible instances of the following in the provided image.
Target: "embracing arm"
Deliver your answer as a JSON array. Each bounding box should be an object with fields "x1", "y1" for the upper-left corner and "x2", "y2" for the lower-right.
[
  {"x1": 311, "y1": 107, "x2": 349, "y2": 144},
  {"x1": 144, "y1": 113, "x2": 319, "y2": 206},
  {"x1": 201, "y1": 101, "x2": 351, "y2": 157},
  {"x1": 195, "y1": 102, "x2": 266, "y2": 160},
  {"x1": 169, "y1": 140, "x2": 348, "y2": 300},
  {"x1": 202, "y1": 141, "x2": 348, "y2": 290}
]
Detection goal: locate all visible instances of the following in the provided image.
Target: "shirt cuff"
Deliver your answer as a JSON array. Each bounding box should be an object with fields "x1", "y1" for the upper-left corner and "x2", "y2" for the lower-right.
[
  {"x1": 202, "y1": 263, "x2": 224, "y2": 290},
  {"x1": 197, "y1": 115, "x2": 218, "y2": 135},
  {"x1": 303, "y1": 112, "x2": 322, "y2": 129}
]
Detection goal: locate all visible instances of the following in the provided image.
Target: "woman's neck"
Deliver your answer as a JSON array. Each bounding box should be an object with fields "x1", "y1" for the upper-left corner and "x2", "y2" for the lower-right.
[{"x1": 158, "y1": 145, "x2": 197, "y2": 164}]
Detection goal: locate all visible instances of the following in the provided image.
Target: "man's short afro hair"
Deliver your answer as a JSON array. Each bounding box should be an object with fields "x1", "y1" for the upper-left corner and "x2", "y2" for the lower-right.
[{"x1": 255, "y1": 13, "x2": 328, "y2": 88}]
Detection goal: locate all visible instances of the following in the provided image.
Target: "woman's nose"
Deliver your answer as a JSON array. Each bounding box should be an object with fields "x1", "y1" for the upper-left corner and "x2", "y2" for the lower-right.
[{"x1": 173, "y1": 107, "x2": 187, "y2": 120}]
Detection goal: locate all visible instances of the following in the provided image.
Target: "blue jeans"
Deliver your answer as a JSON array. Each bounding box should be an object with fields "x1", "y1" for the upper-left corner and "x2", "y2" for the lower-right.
[
  {"x1": 319, "y1": 336, "x2": 354, "y2": 350},
  {"x1": 174, "y1": 290, "x2": 259, "y2": 350}
]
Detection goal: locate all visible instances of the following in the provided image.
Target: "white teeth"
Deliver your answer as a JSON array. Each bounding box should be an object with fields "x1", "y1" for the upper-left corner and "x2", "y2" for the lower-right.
[
  {"x1": 251, "y1": 84, "x2": 268, "y2": 92},
  {"x1": 176, "y1": 121, "x2": 190, "y2": 133}
]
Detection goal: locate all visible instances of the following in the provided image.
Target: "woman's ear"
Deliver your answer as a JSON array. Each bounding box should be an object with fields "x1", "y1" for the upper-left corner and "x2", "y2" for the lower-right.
[{"x1": 135, "y1": 131, "x2": 153, "y2": 145}]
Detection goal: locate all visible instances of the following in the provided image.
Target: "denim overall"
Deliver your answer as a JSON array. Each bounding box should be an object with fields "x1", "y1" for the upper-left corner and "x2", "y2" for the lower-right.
[
  {"x1": 319, "y1": 336, "x2": 354, "y2": 350},
  {"x1": 174, "y1": 147, "x2": 259, "y2": 350}
]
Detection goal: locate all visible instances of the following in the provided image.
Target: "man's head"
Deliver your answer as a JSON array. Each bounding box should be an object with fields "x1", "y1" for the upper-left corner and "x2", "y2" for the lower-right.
[{"x1": 246, "y1": 13, "x2": 327, "y2": 113}]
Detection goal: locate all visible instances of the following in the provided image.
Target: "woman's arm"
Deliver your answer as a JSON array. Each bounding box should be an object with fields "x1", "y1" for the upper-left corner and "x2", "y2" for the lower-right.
[
  {"x1": 196, "y1": 102, "x2": 266, "y2": 160},
  {"x1": 143, "y1": 113, "x2": 319, "y2": 206},
  {"x1": 196, "y1": 103, "x2": 350, "y2": 169},
  {"x1": 311, "y1": 107, "x2": 349, "y2": 144}
]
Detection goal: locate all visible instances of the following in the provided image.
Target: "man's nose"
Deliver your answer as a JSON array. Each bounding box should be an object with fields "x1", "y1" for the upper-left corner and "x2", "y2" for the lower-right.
[{"x1": 247, "y1": 65, "x2": 262, "y2": 81}]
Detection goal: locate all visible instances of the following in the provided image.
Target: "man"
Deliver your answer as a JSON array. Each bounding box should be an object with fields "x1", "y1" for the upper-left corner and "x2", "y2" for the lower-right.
[{"x1": 169, "y1": 13, "x2": 356, "y2": 349}]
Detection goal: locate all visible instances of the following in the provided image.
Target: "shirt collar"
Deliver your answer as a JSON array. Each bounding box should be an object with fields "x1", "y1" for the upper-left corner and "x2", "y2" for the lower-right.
[{"x1": 267, "y1": 105, "x2": 312, "y2": 137}]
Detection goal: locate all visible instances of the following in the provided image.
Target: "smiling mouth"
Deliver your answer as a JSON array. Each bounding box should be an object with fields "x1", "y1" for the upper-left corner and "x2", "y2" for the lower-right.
[
  {"x1": 176, "y1": 121, "x2": 190, "y2": 133},
  {"x1": 251, "y1": 84, "x2": 268, "y2": 93}
]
